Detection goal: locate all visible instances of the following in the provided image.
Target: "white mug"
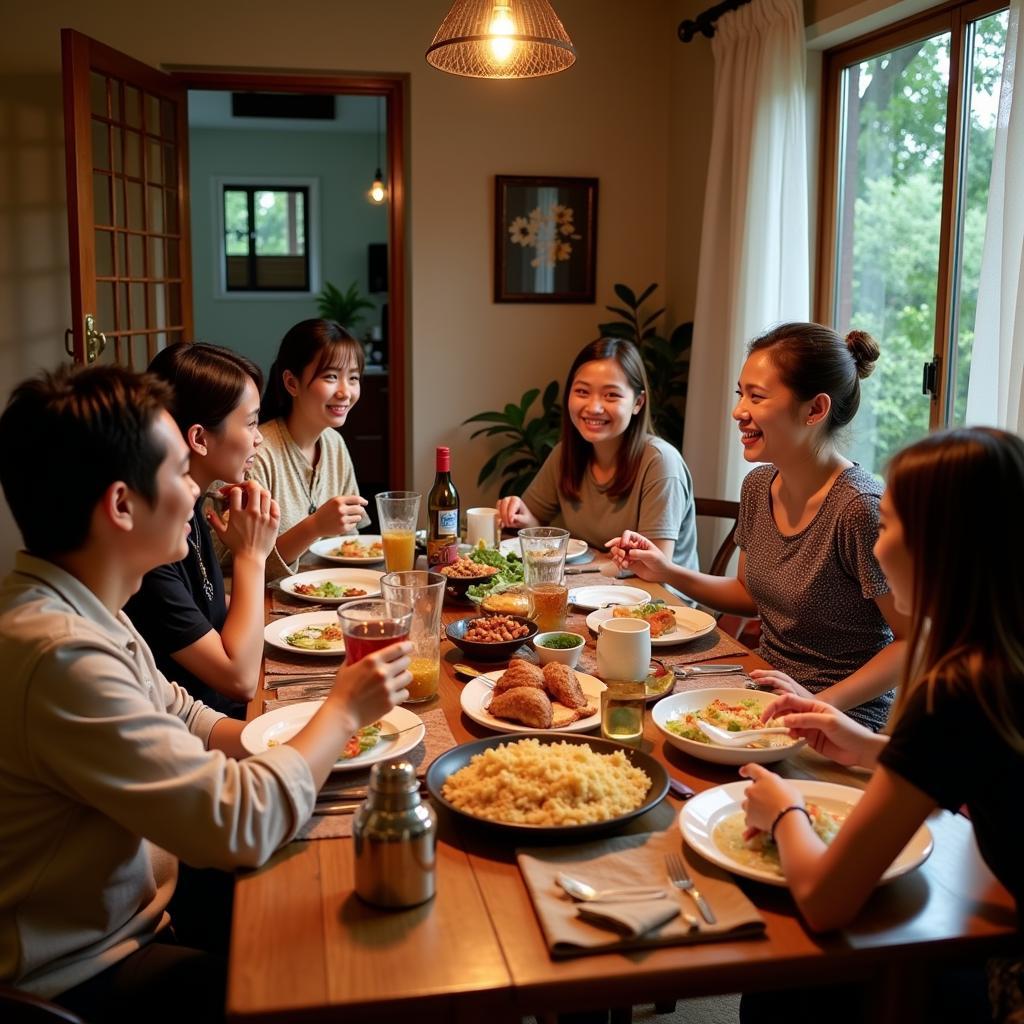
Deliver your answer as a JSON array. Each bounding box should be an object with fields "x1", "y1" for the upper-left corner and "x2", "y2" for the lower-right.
[
  {"x1": 466, "y1": 507, "x2": 500, "y2": 548},
  {"x1": 596, "y1": 618, "x2": 652, "y2": 682}
]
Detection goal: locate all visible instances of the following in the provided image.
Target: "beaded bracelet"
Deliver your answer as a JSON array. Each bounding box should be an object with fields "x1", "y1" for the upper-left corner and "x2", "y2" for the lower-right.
[{"x1": 770, "y1": 804, "x2": 812, "y2": 844}]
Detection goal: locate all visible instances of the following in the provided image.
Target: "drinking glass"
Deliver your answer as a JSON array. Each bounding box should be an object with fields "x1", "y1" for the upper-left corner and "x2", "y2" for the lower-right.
[
  {"x1": 596, "y1": 618, "x2": 651, "y2": 682},
  {"x1": 380, "y1": 571, "x2": 445, "y2": 703},
  {"x1": 600, "y1": 679, "x2": 646, "y2": 747},
  {"x1": 338, "y1": 599, "x2": 413, "y2": 666},
  {"x1": 519, "y1": 527, "x2": 569, "y2": 632},
  {"x1": 465, "y1": 507, "x2": 500, "y2": 548},
  {"x1": 375, "y1": 491, "x2": 421, "y2": 573}
]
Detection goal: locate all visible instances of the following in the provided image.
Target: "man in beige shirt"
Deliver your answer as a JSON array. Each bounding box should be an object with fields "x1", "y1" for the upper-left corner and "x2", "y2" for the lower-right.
[{"x1": 0, "y1": 366, "x2": 411, "y2": 1021}]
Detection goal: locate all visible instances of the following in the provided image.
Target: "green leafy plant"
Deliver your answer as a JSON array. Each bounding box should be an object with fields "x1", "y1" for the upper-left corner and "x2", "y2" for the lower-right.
[
  {"x1": 463, "y1": 381, "x2": 562, "y2": 496},
  {"x1": 599, "y1": 283, "x2": 692, "y2": 444},
  {"x1": 315, "y1": 280, "x2": 375, "y2": 331}
]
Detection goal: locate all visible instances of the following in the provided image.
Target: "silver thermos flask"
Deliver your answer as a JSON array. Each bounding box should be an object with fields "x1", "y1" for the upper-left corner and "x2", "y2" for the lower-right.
[{"x1": 353, "y1": 760, "x2": 437, "y2": 908}]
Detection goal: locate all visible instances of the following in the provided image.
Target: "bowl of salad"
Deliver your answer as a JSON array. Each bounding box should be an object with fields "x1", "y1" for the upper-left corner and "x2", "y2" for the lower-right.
[
  {"x1": 651, "y1": 688, "x2": 805, "y2": 765},
  {"x1": 532, "y1": 631, "x2": 586, "y2": 668}
]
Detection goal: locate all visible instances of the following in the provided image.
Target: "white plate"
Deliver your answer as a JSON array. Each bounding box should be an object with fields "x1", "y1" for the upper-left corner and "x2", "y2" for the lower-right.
[
  {"x1": 652, "y1": 689, "x2": 805, "y2": 765},
  {"x1": 263, "y1": 610, "x2": 345, "y2": 659},
  {"x1": 278, "y1": 568, "x2": 383, "y2": 605},
  {"x1": 460, "y1": 670, "x2": 606, "y2": 734},
  {"x1": 585, "y1": 605, "x2": 717, "y2": 646},
  {"x1": 241, "y1": 702, "x2": 425, "y2": 771},
  {"x1": 499, "y1": 537, "x2": 590, "y2": 562},
  {"x1": 309, "y1": 534, "x2": 385, "y2": 565},
  {"x1": 568, "y1": 585, "x2": 651, "y2": 610},
  {"x1": 679, "y1": 779, "x2": 933, "y2": 887}
]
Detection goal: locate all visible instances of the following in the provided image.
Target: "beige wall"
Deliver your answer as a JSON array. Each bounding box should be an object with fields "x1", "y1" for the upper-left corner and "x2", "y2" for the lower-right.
[{"x1": 0, "y1": 0, "x2": 706, "y2": 567}]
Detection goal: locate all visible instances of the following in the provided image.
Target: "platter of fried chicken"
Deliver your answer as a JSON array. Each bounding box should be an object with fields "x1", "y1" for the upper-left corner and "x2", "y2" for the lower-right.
[{"x1": 460, "y1": 658, "x2": 605, "y2": 734}]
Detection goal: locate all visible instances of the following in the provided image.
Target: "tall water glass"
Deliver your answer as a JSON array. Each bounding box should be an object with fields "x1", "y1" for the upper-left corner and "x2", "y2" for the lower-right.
[
  {"x1": 519, "y1": 527, "x2": 570, "y2": 631},
  {"x1": 380, "y1": 571, "x2": 446, "y2": 703},
  {"x1": 338, "y1": 599, "x2": 413, "y2": 665},
  {"x1": 375, "y1": 491, "x2": 421, "y2": 573}
]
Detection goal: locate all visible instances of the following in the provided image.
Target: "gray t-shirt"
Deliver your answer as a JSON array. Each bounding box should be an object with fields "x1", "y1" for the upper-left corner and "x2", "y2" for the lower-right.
[
  {"x1": 734, "y1": 464, "x2": 894, "y2": 731},
  {"x1": 522, "y1": 436, "x2": 699, "y2": 571}
]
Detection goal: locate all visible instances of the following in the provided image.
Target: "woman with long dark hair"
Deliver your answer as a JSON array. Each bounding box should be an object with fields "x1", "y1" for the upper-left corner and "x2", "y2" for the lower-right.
[
  {"x1": 609, "y1": 323, "x2": 906, "y2": 730},
  {"x1": 498, "y1": 337, "x2": 699, "y2": 570},
  {"x1": 253, "y1": 319, "x2": 369, "y2": 579},
  {"x1": 125, "y1": 342, "x2": 279, "y2": 719}
]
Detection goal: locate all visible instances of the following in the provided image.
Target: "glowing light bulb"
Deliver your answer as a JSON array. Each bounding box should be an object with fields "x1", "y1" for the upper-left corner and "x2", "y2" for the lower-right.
[
  {"x1": 488, "y1": 2, "x2": 516, "y2": 63},
  {"x1": 369, "y1": 171, "x2": 386, "y2": 204}
]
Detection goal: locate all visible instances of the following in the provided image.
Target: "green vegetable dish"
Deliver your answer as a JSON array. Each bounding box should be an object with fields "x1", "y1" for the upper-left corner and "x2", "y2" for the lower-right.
[
  {"x1": 465, "y1": 547, "x2": 524, "y2": 603},
  {"x1": 538, "y1": 633, "x2": 582, "y2": 649},
  {"x1": 666, "y1": 697, "x2": 795, "y2": 748}
]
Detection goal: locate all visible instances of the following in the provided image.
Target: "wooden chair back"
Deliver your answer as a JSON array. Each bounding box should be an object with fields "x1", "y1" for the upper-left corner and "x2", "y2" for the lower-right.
[{"x1": 695, "y1": 497, "x2": 739, "y2": 577}]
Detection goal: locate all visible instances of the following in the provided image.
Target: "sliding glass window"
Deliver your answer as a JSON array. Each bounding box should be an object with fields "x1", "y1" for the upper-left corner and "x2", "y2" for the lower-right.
[{"x1": 817, "y1": 1, "x2": 1008, "y2": 475}]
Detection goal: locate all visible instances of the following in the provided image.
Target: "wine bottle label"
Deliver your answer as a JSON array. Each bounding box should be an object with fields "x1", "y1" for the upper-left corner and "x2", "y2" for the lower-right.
[
  {"x1": 427, "y1": 540, "x2": 458, "y2": 566},
  {"x1": 436, "y1": 509, "x2": 458, "y2": 534}
]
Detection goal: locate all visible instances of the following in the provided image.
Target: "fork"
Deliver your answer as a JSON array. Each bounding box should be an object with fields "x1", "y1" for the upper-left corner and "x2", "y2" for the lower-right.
[{"x1": 665, "y1": 852, "x2": 716, "y2": 924}]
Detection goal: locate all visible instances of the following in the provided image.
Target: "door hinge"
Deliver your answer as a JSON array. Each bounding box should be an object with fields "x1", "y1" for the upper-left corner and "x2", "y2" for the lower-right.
[{"x1": 922, "y1": 358, "x2": 939, "y2": 399}]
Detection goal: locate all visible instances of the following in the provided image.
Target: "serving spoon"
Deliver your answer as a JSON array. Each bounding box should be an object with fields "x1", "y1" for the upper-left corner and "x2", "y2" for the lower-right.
[
  {"x1": 695, "y1": 719, "x2": 793, "y2": 746},
  {"x1": 556, "y1": 873, "x2": 668, "y2": 903}
]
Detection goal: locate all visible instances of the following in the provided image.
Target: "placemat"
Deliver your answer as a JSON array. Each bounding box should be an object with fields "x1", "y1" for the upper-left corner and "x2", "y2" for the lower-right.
[
  {"x1": 269, "y1": 590, "x2": 327, "y2": 615},
  {"x1": 517, "y1": 828, "x2": 765, "y2": 958},
  {"x1": 294, "y1": 708, "x2": 456, "y2": 842},
  {"x1": 264, "y1": 648, "x2": 344, "y2": 678}
]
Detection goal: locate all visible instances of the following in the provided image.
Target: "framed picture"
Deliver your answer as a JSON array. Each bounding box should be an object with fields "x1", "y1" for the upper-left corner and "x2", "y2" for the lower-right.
[{"x1": 494, "y1": 175, "x2": 598, "y2": 303}]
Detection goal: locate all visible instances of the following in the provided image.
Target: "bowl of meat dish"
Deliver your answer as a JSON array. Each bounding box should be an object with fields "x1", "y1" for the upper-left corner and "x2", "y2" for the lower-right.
[
  {"x1": 532, "y1": 630, "x2": 586, "y2": 668},
  {"x1": 438, "y1": 555, "x2": 501, "y2": 598},
  {"x1": 651, "y1": 688, "x2": 806, "y2": 766},
  {"x1": 425, "y1": 732, "x2": 669, "y2": 839},
  {"x1": 446, "y1": 613, "x2": 539, "y2": 661}
]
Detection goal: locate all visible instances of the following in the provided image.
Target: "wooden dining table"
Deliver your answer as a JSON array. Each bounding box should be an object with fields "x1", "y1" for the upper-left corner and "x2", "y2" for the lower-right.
[{"x1": 227, "y1": 560, "x2": 1019, "y2": 1024}]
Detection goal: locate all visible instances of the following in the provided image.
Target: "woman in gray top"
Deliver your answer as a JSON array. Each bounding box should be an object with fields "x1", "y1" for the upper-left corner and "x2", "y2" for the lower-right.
[
  {"x1": 497, "y1": 337, "x2": 699, "y2": 572},
  {"x1": 608, "y1": 322, "x2": 907, "y2": 731}
]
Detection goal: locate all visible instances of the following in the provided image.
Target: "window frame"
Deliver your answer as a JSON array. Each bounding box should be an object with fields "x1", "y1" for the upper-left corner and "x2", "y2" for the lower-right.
[
  {"x1": 213, "y1": 175, "x2": 320, "y2": 299},
  {"x1": 815, "y1": 0, "x2": 1008, "y2": 429}
]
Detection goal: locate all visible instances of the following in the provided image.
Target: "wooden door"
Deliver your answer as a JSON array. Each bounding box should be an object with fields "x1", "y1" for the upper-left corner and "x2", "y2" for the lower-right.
[{"x1": 61, "y1": 29, "x2": 193, "y2": 366}]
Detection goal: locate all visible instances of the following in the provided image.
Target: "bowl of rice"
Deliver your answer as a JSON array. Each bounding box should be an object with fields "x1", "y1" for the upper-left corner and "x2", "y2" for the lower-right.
[
  {"x1": 652, "y1": 688, "x2": 806, "y2": 766},
  {"x1": 425, "y1": 733, "x2": 669, "y2": 838}
]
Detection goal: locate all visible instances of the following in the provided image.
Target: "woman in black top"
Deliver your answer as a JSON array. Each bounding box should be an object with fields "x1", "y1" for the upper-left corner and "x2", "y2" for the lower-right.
[
  {"x1": 125, "y1": 343, "x2": 279, "y2": 718},
  {"x1": 740, "y1": 427, "x2": 1023, "y2": 1019}
]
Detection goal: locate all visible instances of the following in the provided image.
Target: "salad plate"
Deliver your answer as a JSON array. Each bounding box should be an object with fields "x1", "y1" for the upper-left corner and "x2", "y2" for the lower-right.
[
  {"x1": 460, "y1": 670, "x2": 605, "y2": 734},
  {"x1": 309, "y1": 534, "x2": 385, "y2": 565},
  {"x1": 278, "y1": 568, "x2": 383, "y2": 604},
  {"x1": 264, "y1": 610, "x2": 345, "y2": 658},
  {"x1": 499, "y1": 537, "x2": 590, "y2": 562},
  {"x1": 568, "y1": 585, "x2": 651, "y2": 610},
  {"x1": 585, "y1": 605, "x2": 717, "y2": 646},
  {"x1": 679, "y1": 779, "x2": 933, "y2": 887},
  {"x1": 241, "y1": 702, "x2": 425, "y2": 771}
]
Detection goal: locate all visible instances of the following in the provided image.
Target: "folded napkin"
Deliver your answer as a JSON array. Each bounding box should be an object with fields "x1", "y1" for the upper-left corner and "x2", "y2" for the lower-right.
[
  {"x1": 294, "y1": 707, "x2": 457, "y2": 842},
  {"x1": 517, "y1": 829, "x2": 765, "y2": 958}
]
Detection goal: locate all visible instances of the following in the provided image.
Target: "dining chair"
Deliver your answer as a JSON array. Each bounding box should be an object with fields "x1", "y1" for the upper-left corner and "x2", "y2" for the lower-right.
[{"x1": 0, "y1": 986, "x2": 87, "y2": 1024}]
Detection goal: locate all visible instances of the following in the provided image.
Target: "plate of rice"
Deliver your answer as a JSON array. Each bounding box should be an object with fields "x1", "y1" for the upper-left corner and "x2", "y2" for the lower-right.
[{"x1": 425, "y1": 733, "x2": 669, "y2": 838}]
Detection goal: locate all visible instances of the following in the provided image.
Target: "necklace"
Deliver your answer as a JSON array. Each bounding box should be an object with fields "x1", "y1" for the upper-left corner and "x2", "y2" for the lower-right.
[{"x1": 188, "y1": 516, "x2": 215, "y2": 602}]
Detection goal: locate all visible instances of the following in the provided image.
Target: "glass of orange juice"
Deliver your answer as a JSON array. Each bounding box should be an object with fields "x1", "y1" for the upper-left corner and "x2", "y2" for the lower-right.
[
  {"x1": 375, "y1": 491, "x2": 421, "y2": 573},
  {"x1": 380, "y1": 570, "x2": 445, "y2": 703}
]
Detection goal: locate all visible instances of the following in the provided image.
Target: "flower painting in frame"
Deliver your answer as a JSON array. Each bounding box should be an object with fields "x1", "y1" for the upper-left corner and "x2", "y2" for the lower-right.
[{"x1": 494, "y1": 175, "x2": 598, "y2": 303}]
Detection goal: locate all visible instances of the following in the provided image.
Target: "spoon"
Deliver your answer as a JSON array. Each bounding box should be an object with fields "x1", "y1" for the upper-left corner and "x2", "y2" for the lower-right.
[
  {"x1": 556, "y1": 873, "x2": 668, "y2": 903},
  {"x1": 695, "y1": 719, "x2": 793, "y2": 746}
]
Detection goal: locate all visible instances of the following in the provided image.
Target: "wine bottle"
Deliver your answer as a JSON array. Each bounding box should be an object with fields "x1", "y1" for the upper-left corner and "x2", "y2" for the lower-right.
[{"x1": 427, "y1": 446, "x2": 459, "y2": 568}]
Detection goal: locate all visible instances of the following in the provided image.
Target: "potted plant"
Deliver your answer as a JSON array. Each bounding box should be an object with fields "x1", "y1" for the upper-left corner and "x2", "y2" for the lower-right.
[
  {"x1": 316, "y1": 280, "x2": 376, "y2": 332},
  {"x1": 599, "y1": 283, "x2": 692, "y2": 444},
  {"x1": 463, "y1": 381, "x2": 562, "y2": 496}
]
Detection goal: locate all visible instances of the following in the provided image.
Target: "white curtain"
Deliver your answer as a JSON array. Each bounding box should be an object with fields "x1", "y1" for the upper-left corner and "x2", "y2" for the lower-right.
[
  {"x1": 682, "y1": 0, "x2": 810, "y2": 509},
  {"x1": 966, "y1": 0, "x2": 1024, "y2": 433}
]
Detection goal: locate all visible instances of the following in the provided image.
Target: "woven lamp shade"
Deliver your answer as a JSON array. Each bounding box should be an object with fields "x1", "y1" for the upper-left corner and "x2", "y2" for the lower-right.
[{"x1": 426, "y1": 0, "x2": 576, "y2": 79}]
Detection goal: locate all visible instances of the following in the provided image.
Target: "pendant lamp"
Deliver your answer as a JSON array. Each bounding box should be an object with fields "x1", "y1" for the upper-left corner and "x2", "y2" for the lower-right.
[
  {"x1": 368, "y1": 96, "x2": 387, "y2": 205},
  {"x1": 426, "y1": 0, "x2": 576, "y2": 79}
]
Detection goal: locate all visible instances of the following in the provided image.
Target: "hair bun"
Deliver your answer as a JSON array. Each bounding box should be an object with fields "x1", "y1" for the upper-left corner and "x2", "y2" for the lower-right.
[{"x1": 846, "y1": 330, "x2": 880, "y2": 379}]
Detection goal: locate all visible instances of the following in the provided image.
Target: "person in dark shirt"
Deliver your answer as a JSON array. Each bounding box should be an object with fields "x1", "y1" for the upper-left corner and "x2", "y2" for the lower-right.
[
  {"x1": 740, "y1": 426, "x2": 1023, "y2": 1021},
  {"x1": 125, "y1": 343, "x2": 280, "y2": 718}
]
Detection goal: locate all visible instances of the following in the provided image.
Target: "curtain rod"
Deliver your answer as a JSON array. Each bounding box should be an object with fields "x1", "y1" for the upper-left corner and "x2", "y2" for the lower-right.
[{"x1": 677, "y1": 0, "x2": 753, "y2": 42}]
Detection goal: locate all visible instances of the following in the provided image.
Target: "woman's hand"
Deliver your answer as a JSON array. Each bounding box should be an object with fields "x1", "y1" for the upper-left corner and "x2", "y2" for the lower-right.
[
  {"x1": 496, "y1": 496, "x2": 539, "y2": 530},
  {"x1": 208, "y1": 481, "x2": 280, "y2": 559},
  {"x1": 327, "y1": 641, "x2": 412, "y2": 728},
  {"x1": 738, "y1": 763, "x2": 804, "y2": 836},
  {"x1": 762, "y1": 694, "x2": 881, "y2": 768},
  {"x1": 312, "y1": 495, "x2": 368, "y2": 537},
  {"x1": 604, "y1": 530, "x2": 671, "y2": 582},
  {"x1": 749, "y1": 668, "x2": 813, "y2": 699}
]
